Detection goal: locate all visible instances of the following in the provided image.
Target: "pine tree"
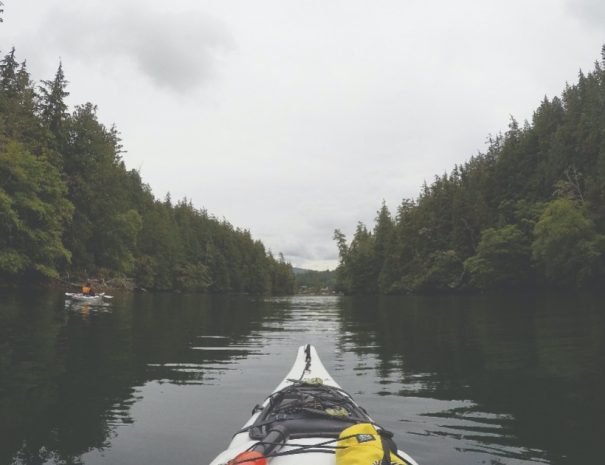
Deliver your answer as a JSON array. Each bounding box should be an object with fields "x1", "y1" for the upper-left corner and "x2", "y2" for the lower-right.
[
  {"x1": 0, "y1": 48, "x2": 18, "y2": 94},
  {"x1": 0, "y1": 52, "x2": 44, "y2": 152},
  {"x1": 39, "y1": 62, "x2": 69, "y2": 147}
]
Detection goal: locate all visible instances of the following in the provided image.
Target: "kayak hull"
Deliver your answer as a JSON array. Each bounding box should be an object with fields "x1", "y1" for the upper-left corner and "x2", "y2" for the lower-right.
[
  {"x1": 209, "y1": 345, "x2": 419, "y2": 465},
  {"x1": 65, "y1": 292, "x2": 109, "y2": 304}
]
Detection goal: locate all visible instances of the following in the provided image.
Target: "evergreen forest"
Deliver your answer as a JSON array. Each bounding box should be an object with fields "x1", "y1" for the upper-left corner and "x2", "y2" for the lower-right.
[
  {"x1": 0, "y1": 48, "x2": 295, "y2": 294},
  {"x1": 334, "y1": 47, "x2": 605, "y2": 294},
  {"x1": 293, "y1": 268, "x2": 336, "y2": 293}
]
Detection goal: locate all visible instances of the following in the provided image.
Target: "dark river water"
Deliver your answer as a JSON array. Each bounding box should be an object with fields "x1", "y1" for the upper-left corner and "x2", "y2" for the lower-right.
[{"x1": 0, "y1": 290, "x2": 603, "y2": 465}]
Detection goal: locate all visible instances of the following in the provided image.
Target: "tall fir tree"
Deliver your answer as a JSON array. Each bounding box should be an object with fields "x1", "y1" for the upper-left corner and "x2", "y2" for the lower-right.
[{"x1": 39, "y1": 62, "x2": 69, "y2": 153}]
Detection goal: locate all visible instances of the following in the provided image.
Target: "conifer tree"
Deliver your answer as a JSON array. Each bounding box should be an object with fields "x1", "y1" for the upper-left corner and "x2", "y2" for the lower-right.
[
  {"x1": 0, "y1": 48, "x2": 18, "y2": 94},
  {"x1": 39, "y1": 62, "x2": 69, "y2": 148},
  {"x1": 335, "y1": 47, "x2": 605, "y2": 293}
]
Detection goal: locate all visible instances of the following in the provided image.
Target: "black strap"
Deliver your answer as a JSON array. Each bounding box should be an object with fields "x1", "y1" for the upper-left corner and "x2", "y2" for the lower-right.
[
  {"x1": 299, "y1": 344, "x2": 312, "y2": 380},
  {"x1": 379, "y1": 434, "x2": 392, "y2": 465}
]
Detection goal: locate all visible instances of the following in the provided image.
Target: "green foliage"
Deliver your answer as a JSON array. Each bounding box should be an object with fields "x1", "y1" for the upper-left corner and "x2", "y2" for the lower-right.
[
  {"x1": 39, "y1": 62, "x2": 69, "y2": 151},
  {"x1": 270, "y1": 253, "x2": 296, "y2": 295},
  {"x1": 412, "y1": 250, "x2": 463, "y2": 292},
  {"x1": 134, "y1": 255, "x2": 156, "y2": 289},
  {"x1": 0, "y1": 48, "x2": 294, "y2": 294},
  {"x1": 532, "y1": 198, "x2": 604, "y2": 286},
  {"x1": 464, "y1": 225, "x2": 531, "y2": 289},
  {"x1": 174, "y1": 262, "x2": 212, "y2": 292},
  {"x1": 334, "y1": 223, "x2": 378, "y2": 294},
  {"x1": 0, "y1": 50, "x2": 46, "y2": 156},
  {"x1": 335, "y1": 46, "x2": 605, "y2": 293},
  {"x1": 0, "y1": 141, "x2": 73, "y2": 278},
  {"x1": 97, "y1": 209, "x2": 142, "y2": 273},
  {"x1": 333, "y1": 229, "x2": 352, "y2": 292}
]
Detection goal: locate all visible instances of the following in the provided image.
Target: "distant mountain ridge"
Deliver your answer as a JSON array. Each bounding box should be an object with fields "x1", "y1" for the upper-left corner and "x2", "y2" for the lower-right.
[
  {"x1": 293, "y1": 268, "x2": 336, "y2": 292},
  {"x1": 293, "y1": 267, "x2": 325, "y2": 275}
]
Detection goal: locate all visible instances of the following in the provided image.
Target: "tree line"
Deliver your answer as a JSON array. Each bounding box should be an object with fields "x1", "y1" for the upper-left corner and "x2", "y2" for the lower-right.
[
  {"x1": 334, "y1": 47, "x2": 605, "y2": 294},
  {"x1": 294, "y1": 268, "x2": 336, "y2": 293},
  {"x1": 0, "y1": 48, "x2": 295, "y2": 294}
]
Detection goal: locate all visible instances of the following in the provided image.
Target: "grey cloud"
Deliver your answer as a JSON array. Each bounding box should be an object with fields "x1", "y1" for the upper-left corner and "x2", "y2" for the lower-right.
[
  {"x1": 567, "y1": 0, "x2": 605, "y2": 29},
  {"x1": 281, "y1": 243, "x2": 338, "y2": 262},
  {"x1": 44, "y1": 3, "x2": 234, "y2": 92},
  {"x1": 313, "y1": 246, "x2": 339, "y2": 261},
  {"x1": 282, "y1": 247, "x2": 310, "y2": 259}
]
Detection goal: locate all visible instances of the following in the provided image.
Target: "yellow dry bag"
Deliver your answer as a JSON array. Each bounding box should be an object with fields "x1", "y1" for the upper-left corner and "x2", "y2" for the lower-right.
[{"x1": 336, "y1": 423, "x2": 408, "y2": 465}]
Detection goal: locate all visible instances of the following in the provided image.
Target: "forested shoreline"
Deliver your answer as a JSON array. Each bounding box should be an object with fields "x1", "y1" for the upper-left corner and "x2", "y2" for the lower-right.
[
  {"x1": 334, "y1": 47, "x2": 605, "y2": 294},
  {"x1": 0, "y1": 48, "x2": 295, "y2": 294},
  {"x1": 293, "y1": 268, "x2": 336, "y2": 294}
]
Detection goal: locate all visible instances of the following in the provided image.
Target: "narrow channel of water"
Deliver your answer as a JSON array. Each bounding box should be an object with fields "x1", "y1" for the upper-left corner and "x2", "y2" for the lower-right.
[{"x1": 0, "y1": 290, "x2": 603, "y2": 465}]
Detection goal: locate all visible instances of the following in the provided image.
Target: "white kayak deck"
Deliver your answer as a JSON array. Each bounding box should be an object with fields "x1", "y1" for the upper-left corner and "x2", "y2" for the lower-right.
[{"x1": 209, "y1": 345, "x2": 419, "y2": 465}]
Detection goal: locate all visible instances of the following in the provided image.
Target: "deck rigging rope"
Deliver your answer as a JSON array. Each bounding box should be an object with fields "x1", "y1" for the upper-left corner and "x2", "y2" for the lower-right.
[
  {"x1": 226, "y1": 346, "x2": 411, "y2": 465},
  {"x1": 298, "y1": 344, "x2": 312, "y2": 380},
  {"x1": 229, "y1": 431, "x2": 409, "y2": 464}
]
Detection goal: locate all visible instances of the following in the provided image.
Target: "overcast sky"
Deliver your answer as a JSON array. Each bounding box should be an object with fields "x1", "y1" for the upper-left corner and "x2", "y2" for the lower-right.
[{"x1": 1, "y1": 0, "x2": 604, "y2": 269}]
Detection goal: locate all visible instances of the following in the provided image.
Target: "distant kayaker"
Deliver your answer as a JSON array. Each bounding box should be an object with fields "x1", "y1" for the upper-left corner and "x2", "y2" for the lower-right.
[{"x1": 82, "y1": 282, "x2": 96, "y2": 297}]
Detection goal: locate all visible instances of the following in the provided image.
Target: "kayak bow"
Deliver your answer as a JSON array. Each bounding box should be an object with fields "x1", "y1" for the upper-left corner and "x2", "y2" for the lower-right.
[{"x1": 209, "y1": 344, "x2": 419, "y2": 465}]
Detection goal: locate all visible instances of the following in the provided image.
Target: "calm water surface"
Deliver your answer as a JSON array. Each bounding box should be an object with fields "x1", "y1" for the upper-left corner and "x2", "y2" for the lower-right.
[{"x1": 0, "y1": 291, "x2": 603, "y2": 465}]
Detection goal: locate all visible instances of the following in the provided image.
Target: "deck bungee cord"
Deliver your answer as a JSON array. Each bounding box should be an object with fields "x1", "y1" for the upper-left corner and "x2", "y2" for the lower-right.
[
  {"x1": 229, "y1": 378, "x2": 408, "y2": 464},
  {"x1": 210, "y1": 345, "x2": 419, "y2": 465},
  {"x1": 234, "y1": 380, "x2": 371, "y2": 436},
  {"x1": 227, "y1": 428, "x2": 410, "y2": 465},
  {"x1": 298, "y1": 343, "x2": 312, "y2": 380},
  {"x1": 247, "y1": 379, "x2": 372, "y2": 440},
  {"x1": 227, "y1": 435, "x2": 350, "y2": 465}
]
